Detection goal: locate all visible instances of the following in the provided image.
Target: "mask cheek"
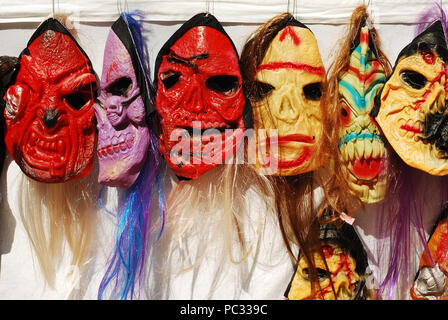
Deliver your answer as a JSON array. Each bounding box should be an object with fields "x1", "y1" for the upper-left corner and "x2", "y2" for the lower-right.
[{"x1": 125, "y1": 97, "x2": 147, "y2": 125}]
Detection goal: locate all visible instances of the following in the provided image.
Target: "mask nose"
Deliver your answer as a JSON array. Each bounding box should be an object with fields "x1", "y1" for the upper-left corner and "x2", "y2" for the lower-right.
[
  {"x1": 274, "y1": 86, "x2": 300, "y2": 122},
  {"x1": 105, "y1": 96, "x2": 125, "y2": 126},
  {"x1": 42, "y1": 109, "x2": 59, "y2": 129},
  {"x1": 182, "y1": 76, "x2": 204, "y2": 113},
  {"x1": 105, "y1": 96, "x2": 124, "y2": 115}
]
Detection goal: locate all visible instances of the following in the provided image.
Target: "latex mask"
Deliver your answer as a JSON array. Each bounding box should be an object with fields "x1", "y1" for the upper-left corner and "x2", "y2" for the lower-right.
[
  {"x1": 4, "y1": 18, "x2": 98, "y2": 183},
  {"x1": 154, "y1": 13, "x2": 251, "y2": 179},
  {"x1": 410, "y1": 211, "x2": 448, "y2": 300},
  {"x1": 373, "y1": 21, "x2": 448, "y2": 176},
  {"x1": 286, "y1": 221, "x2": 369, "y2": 300},
  {"x1": 338, "y1": 24, "x2": 387, "y2": 203},
  {"x1": 251, "y1": 19, "x2": 325, "y2": 176},
  {"x1": 94, "y1": 15, "x2": 153, "y2": 188}
]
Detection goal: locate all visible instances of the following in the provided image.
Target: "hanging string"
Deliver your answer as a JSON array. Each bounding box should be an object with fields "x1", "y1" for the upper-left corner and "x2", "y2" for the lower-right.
[{"x1": 293, "y1": 0, "x2": 297, "y2": 20}]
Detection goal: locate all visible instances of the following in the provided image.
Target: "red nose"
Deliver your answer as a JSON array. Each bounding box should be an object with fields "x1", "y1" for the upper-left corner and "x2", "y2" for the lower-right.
[{"x1": 182, "y1": 76, "x2": 204, "y2": 113}]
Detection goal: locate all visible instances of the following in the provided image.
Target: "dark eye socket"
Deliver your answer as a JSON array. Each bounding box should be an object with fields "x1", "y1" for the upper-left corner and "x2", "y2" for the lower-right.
[
  {"x1": 160, "y1": 71, "x2": 181, "y2": 90},
  {"x1": 303, "y1": 82, "x2": 322, "y2": 101},
  {"x1": 251, "y1": 81, "x2": 275, "y2": 101},
  {"x1": 65, "y1": 92, "x2": 92, "y2": 110},
  {"x1": 341, "y1": 107, "x2": 348, "y2": 117},
  {"x1": 106, "y1": 77, "x2": 133, "y2": 96},
  {"x1": 400, "y1": 70, "x2": 427, "y2": 89},
  {"x1": 302, "y1": 267, "x2": 330, "y2": 281},
  {"x1": 206, "y1": 75, "x2": 239, "y2": 95},
  {"x1": 316, "y1": 268, "x2": 331, "y2": 280}
]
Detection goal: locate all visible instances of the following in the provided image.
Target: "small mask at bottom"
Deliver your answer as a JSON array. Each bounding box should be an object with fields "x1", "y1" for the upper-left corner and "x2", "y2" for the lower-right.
[
  {"x1": 94, "y1": 14, "x2": 154, "y2": 188},
  {"x1": 337, "y1": 23, "x2": 387, "y2": 203},
  {"x1": 410, "y1": 209, "x2": 448, "y2": 300},
  {"x1": 249, "y1": 17, "x2": 326, "y2": 176},
  {"x1": 373, "y1": 21, "x2": 448, "y2": 175},
  {"x1": 285, "y1": 220, "x2": 369, "y2": 300},
  {"x1": 3, "y1": 18, "x2": 98, "y2": 183}
]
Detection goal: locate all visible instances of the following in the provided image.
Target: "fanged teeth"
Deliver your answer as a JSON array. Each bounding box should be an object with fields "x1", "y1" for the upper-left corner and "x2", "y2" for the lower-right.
[
  {"x1": 340, "y1": 139, "x2": 385, "y2": 162},
  {"x1": 27, "y1": 131, "x2": 66, "y2": 160}
]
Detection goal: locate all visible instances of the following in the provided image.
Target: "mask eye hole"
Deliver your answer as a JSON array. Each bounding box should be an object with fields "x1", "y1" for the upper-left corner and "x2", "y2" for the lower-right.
[
  {"x1": 106, "y1": 77, "x2": 133, "y2": 96},
  {"x1": 400, "y1": 70, "x2": 427, "y2": 90},
  {"x1": 301, "y1": 267, "x2": 330, "y2": 281},
  {"x1": 160, "y1": 71, "x2": 181, "y2": 90},
  {"x1": 206, "y1": 75, "x2": 239, "y2": 95},
  {"x1": 303, "y1": 82, "x2": 322, "y2": 101},
  {"x1": 341, "y1": 103, "x2": 351, "y2": 126},
  {"x1": 65, "y1": 92, "x2": 92, "y2": 110},
  {"x1": 316, "y1": 268, "x2": 331, "y2": 280},
  {"x1": 252, "y1": 81, "x2": 275, "y2": 101}
]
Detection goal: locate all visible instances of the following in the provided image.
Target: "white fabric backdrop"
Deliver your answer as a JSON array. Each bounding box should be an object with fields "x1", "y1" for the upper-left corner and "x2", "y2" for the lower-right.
[
  {"x1": 0, "y1": 0, "x2": 445, "y2": 24},
  {"x1": 0, "y1": 0, "x2": 446, "y2": 300}
]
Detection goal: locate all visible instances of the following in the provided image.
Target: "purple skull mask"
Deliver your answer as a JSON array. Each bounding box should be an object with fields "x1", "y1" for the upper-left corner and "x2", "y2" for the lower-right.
[{"x1": 94, "y1": 16, "x2": 151, "y2": 188}]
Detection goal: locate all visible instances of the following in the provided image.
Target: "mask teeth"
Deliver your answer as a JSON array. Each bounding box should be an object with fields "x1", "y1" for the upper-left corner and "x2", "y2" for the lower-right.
[
  {"x1": 340, "y1": 136, "x2": 385, "y2": 163},
  {"x1": 98, "y1": 133, "x2": 135, "y2": 158}
]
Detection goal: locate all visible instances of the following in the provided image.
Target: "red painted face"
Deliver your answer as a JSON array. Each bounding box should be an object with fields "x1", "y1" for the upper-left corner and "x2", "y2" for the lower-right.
[
  {"x1": 4, "y1": 23, "x2": 97, "y2": 183},
  {"x1": 155, "y1": 26, "x2": 246, "y2": 179}
]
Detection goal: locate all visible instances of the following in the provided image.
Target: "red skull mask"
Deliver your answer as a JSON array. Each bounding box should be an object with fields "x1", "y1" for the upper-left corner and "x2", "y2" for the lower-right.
[
  {"x1": 4, "y1": 18, "x2": 98, "y2": 183},
  {"x1": 155, "y1": 13, "x2": 250, "y2": 179}
]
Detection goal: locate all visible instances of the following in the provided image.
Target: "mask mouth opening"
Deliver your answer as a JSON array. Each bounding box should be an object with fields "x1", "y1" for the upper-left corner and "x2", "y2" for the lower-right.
[
  {"x1": 177, "y1": 122, "x2": 239, "y2": 136},
  {"x1": 21, "y1": 126, "x2": 71, "y2": 181}
]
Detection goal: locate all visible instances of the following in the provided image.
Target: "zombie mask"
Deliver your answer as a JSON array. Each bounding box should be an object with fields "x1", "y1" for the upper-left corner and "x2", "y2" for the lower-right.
[
  {"x1": 251, "y1": 19, "x2": 325, "y2": 176},
  {"x1": 285, "y1": 221, "x2": 369, "y2": 300},
  {"x1": 154, "y1": 13, "x2": 250, "y2": 179},
  {"x1": 410, "y1": 210, "x2": 448, "y2": 300},
  {"x1": 3, "y1": 18, "x2": 98, "y2": 183},
  {"x1": 338, "y1": 24, "x2": 387, "y2": 203},
  {"x1": 373, "y1": 21, "x2": 448, "y2": 175},
  {"x1": 95, "y1": 14, "x2": 154, "y2": 188}
]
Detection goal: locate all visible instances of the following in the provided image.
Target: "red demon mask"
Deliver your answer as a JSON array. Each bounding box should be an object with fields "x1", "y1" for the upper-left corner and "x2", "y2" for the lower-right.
[
  {"x1": 154, "y1": 13, "x2": 250, "y2": 179},
  {"x1": 3, "y1": 18, "x2": 98, "y2": 183}
]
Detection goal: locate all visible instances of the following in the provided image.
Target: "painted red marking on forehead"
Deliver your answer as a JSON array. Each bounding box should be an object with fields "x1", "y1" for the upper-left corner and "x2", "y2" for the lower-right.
[
  {"x1": 322, "y1": 245, "x2": 334, "y2": 259},
  {"x1": 422, "y1": 51, "x2": 436, "y2": 64},
  {"x1": 257, "y1": 61, "x2": 324, "y2": 75},
  {"x1": 279, "y1": 26, "x2": 301, "y2": 46},
  {"x1": 106, "y1": 60, "x2": 119, "y2": 83},
  {"x1": 360, "y1": 29, "x2": 369, "y2": 45}
]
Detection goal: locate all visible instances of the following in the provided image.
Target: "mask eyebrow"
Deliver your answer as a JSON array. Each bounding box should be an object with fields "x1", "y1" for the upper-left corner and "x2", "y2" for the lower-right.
[
  {"x1": 166, "y1": 50, "x2": 209, "y2": 72},
  {"x1": 60, "y1": 72, "x2": 98, "y2": 95}
]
